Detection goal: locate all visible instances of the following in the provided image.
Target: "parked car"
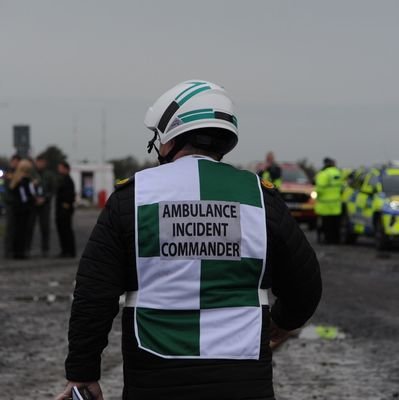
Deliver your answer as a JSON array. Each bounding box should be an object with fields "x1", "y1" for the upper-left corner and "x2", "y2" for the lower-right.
[
  {"x1": 341, "y1": 166, "x2": 399, "y2": 249},
  {"x1": 279, "y1": 163, "x2": 317, "y2": 229}
]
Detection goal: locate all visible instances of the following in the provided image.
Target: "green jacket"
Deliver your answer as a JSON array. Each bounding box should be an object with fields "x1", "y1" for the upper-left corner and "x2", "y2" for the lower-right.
[{"x1": 315, "y1": 166, "x2": 343, "y2": 216}]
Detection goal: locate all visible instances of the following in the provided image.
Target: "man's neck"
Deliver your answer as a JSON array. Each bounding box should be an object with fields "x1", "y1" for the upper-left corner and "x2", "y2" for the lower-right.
[{"x1": 173, "y1": 149, "x2": 219, "y2": 162}]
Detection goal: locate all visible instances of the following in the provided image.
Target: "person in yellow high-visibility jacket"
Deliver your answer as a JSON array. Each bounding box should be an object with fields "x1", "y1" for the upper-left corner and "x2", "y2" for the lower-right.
[
  {"x1": 315, "y1": 157, "x2": 343, "y2": 244},
  {"x1": 257, "y1": 152, "x2": 282, "y2": 189}
]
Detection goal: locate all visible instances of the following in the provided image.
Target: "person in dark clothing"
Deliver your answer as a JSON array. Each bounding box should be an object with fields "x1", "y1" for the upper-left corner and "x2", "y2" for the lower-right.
[
  {"x1": 26, "y1": 155, "x2": 55, "y2": 257},
  {"x1": 258, "y1": 151, "x2": 282, "y2": 189},
  {"x1": 56, "y1": 80, "x2": 322, "y2": 400},
  {"x1": 8, "y1": 159, "x2": 36, "y2": 259},
  {"x1": 56, "y1": 161, "x2": 76, "y2": 258},
  {"x1": 3, "y1": 154, "x2": 21, "y2": 258}
]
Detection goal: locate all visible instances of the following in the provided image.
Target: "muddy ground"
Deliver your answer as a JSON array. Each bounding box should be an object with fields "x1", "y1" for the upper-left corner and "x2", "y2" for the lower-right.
[{"x1": 0, "y1": 208, "x2": 398, "y2": 400}]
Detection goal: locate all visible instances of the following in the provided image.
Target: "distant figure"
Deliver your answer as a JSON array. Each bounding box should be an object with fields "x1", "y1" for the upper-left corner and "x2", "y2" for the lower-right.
[
  {"x1": 56, "y1": 161, "x2": 76, "y2": 258},
  {"x1": 8, "y1": 159, "x2": 36, "y2": 259},
  {"x1": 26, "y1": 155, "x2": 56, "y2": 257},
  {"x1": 3, "y1": 154, "x2": 22, "y2": 258},
  {"x1": 315, "y1": 157, "x2": 343, "y2": 244},
  {"x1": 258, "y1": 151, "x2": 282, "y2": 189}
]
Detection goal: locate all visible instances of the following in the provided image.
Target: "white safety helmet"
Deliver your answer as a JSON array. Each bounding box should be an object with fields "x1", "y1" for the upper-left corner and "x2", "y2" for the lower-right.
[{"x1": 145, "y1": 80, "x2": 238, "y2": 161}]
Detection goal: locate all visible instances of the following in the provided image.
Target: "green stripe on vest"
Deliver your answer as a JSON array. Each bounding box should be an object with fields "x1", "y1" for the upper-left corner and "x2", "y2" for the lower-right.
[
  {"x1": 137, "y1": 308, "x2": 200, "y2": 356},
  {"x1": 199, "y1": 160, "x2": 262, "y2": 207},
  {"x1": 200, "y1": 258, "x2": 263, "y2": 309},
  {"x1": 138, "y1": 203, "x2": 159, "y2": 257}
]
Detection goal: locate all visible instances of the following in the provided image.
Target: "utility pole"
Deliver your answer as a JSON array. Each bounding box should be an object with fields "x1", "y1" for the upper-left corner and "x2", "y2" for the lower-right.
[
  {"x1": 101, "y1": 108, "x2": 107, "y2": 163},
  {"x1": 72, "y1": 112, "x2": 78, "y2": 162}
]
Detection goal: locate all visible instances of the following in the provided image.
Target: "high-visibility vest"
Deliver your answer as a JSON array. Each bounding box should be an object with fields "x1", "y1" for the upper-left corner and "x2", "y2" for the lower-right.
[
  {"x1": 134, "y1": 155, "x2": 268, "y2": 359},
  {"x1": 260, "y1": 163, "x2": 282, "y2": 189},
  {"x1": 315, "y1": 166, "x2": 343, "y2": 216}
]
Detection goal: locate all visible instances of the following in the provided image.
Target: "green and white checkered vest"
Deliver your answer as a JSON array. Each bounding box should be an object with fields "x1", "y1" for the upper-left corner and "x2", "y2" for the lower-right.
[{"x1": 134, "y1": 155, "x2": 267, "y2": 359}]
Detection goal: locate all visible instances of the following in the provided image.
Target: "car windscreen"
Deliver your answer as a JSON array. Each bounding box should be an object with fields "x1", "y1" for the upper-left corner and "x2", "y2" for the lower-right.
[
  {"x1": 382, "y1": 174, "x2": 399, "y2": 197},
  {"x1": 282, "y1": 168, "x2": 309, "y2": 184}
]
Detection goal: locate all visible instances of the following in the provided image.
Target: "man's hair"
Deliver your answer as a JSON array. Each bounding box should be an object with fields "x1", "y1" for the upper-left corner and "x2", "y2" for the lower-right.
[
  {"x1": 59, "y1": 161, "x2": 70, "y2": 171},
  {"x1": 323, "y1": 157, "x2": 335, "y2": 167},
  {"x1": 181, "y1": 142, "x2": 222, "y2": 161},
  {"x1": 177, "y1": 128, "x2": 237, "y2": 161},
  {"x1": 11, "y1": 154, "x2": 21, "y2": 161},
  {"x1": 36, "y1": 154, "x2": 47, "y2": 161}
]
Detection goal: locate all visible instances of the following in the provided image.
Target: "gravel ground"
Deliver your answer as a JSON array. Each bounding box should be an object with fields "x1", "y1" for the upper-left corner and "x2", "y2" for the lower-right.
[{"x1": 0, "y1": 208, "x2": 398, "y2": 399}]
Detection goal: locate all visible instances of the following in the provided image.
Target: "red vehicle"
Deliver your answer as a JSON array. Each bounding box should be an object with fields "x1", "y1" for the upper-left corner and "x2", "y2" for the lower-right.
[{"x1": 279, "y1": 163, "x2": 317, "y2": 229}]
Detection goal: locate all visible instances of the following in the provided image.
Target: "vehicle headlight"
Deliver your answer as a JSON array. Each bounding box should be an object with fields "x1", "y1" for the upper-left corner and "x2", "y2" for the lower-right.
[
  {"x1": 389, "y1": 201, "x2": 399, "y2": 210},
  {"x1": 310, "y1": 191, "x2": 317, "y2": 200}
]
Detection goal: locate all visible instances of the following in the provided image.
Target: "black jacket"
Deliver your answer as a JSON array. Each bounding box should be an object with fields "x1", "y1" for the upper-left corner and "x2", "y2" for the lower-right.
[
  {"x1": 65, "y1": 177, "x2": 321, "y2": 400},
  {"x1": 10, "y1": 177, "x2": 36, "y2": 214},
  {"x1": 56, "y1": 174, "x2": 75, "y2": 211}
]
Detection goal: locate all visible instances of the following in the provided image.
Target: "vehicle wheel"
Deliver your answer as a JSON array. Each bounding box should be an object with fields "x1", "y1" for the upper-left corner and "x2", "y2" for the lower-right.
[
  {"x1": 341, "y1": 213, "x2": 357, "y2": 244},
  {"x1": 375, "y1": 217, "x2": 390, "y2": 251}
]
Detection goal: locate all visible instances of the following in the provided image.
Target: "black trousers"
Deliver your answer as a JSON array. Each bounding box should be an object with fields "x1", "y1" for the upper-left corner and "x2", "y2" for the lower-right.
[
  {"x1": 13, "y1": 209, "x2": 32, "y2": 258},
  {"x1": 26, "y1": 202, "x2": 52, "y2": 253},
  {"x1": 321, "y1": 215, "x2": 341, "y2": 244},
  {"x1": 56, "y1": 207, "x2": 76, "y2": 256},
  {"x1": 4, "y1": 204, "x2": 16, "y2": 258}
]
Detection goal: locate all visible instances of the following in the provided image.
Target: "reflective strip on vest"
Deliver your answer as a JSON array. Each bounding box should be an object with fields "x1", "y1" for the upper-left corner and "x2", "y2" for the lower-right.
[
  {"x1": 125, "y1": 289, "x2": 268, "y2": 307},
  {"x1": 134, "y1": 155, "x2": 267, "y2": 360}
]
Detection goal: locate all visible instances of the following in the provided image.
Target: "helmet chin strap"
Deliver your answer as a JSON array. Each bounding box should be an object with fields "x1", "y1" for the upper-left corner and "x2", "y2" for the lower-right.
[
  {"x1": 147, "y1": 131, "x2": 165, "y2": 164},
  {"x1": 147, "y1": 131, "x2": 184, "y2": 165},
  {"x1": 162, "y1": 139, "x2": 186, "y2": 164}
]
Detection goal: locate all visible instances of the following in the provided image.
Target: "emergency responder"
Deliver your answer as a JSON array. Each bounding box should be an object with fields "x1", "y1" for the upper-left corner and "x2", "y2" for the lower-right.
[
  {"x1": 8, "y1": 159, "x2": 36, "y2": 259},
  {"x1": 55, "y1": 161, "x2": 76, "y2": 258},
  {"x1": 258, "y1": 151, "x2": 282, "y2": 189},
  {"x1": 315, "y1": 157, "x2": 343, "y2": 244},
  {"x1": 3, "y1": 154, "x2": 21, "y2": 258},
  {"x1": 26, "y1": 154, "x2": 55, "y2": 257},
  {"x1": 56, "y1": 80, "x2": 321, "y2": 400}
]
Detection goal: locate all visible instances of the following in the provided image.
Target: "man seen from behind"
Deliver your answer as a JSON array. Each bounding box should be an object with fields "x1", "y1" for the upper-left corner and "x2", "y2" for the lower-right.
[{"x1": 56, "y1": 80, "x2": 322, "y2": 400}]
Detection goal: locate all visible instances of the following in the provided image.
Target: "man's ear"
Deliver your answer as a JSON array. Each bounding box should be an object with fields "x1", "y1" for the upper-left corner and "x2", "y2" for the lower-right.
[
  {"x1": 165, "y1": 139, "x2": 175, "y2": 153},
  {"x1": 159, "y1": 138, "x2": 175, "y2": 157}
]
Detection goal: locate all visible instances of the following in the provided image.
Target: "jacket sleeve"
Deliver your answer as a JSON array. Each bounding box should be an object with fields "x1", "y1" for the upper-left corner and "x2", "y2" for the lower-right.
[
  {"x1": 262, "y1": 187, "x2": 322, "y2": 331},
  {"x1": 65, "y1": 185, "x2": 136, "y2": 382}
]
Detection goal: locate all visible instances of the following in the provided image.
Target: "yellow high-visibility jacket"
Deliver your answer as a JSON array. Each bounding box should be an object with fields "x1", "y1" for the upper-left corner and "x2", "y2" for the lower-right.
[{"x1": 315, "y1": 166, "x2": 343, "y2": 216}]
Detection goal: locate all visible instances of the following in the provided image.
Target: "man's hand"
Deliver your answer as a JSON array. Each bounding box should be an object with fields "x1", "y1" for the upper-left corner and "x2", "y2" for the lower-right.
[
  {"x1": 36, "y1": 196, "x2": 45, "y2": 206},
  {"x1": 269, "y1": 318, "x2": 291, "y2": 350},
  {"x1": 55, "y1": 381, "x2": 104, "y2": 400}
]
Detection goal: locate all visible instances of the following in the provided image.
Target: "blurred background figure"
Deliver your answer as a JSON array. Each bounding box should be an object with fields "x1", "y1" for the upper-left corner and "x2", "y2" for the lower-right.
[
  {"x1": 55, "y1": 161, "x2": 76, "y2": 258},
  {"x1": 257, "y1": 151, "x2": 282, "y2": 189},
  {"x1": 315, "y1": 157, "x2": 343, "y2": 244},
  {"x1": 25, "y1": 154, "x2": 56, "y2": 257},
  {"x1": 8, "y1": 158, "x2": 36, "y2": 259},
  {"x1": 3, "y1": 154, "x2": 22, "y2": 258}
]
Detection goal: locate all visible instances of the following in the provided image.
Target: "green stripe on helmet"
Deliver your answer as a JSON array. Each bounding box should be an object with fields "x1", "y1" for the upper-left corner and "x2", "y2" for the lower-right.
[
  {"x1": 180, "y1": 112, "x2": 215, "y2": 123},
  {"x1": 178, "y1": 108, "x2": 214, "y2": 118},
  {"x1": 177, "y1": 86, "x2": 211, "y2": 106},
  {"x1": 175, "y1": 82, "x2": 207, "y2": 102}
]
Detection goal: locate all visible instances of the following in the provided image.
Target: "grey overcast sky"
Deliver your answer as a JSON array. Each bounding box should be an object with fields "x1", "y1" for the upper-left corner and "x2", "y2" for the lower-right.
[{"x1": 1, "y1": 0, "x2": 399, "y2": 168}]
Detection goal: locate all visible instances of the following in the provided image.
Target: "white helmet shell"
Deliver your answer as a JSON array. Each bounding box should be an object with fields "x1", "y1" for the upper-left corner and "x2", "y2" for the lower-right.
[{"x1": 145, "y1": 80, "x2": 238, "y2": 152}]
